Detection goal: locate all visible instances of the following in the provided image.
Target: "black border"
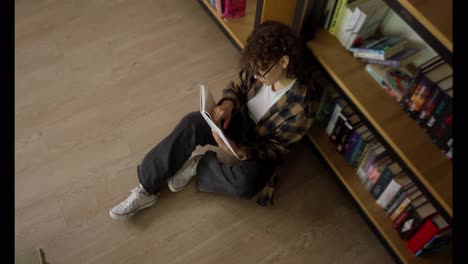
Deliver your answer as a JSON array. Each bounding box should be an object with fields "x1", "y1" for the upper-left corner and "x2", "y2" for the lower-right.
[
  {"x1": 452, "y1": 0, "x2": 467, "y2": 262},
  {"x1": 7, "y1": 0, "x2": 14, "y2": 261}
]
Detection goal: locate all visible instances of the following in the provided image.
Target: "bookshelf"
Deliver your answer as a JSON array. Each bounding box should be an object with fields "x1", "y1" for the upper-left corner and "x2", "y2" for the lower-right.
[
  {"x1": 305, "y1": 1, "x2": 453, "y2": 263},
  {"x1": 382, "y1": 0, "x2": 452, "y2": 65},
  {"x1": 308, "y1": 125, "x2": 452, "y2": 264},
  {"x1": 198, "y1": 0, "x2": 299, "y2": 49}
]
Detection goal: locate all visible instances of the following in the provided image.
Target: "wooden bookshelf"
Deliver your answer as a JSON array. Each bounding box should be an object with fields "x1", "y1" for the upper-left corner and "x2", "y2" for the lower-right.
[
  {"x1": 307, "y1": 124, "x2": 452, "y2": 264},
  {"x1": 199, "y1": 0, "x2": 258, "y2": 48},
  {"x1": 307, "y1": 30, "x2": 453, "y2": 218},
  {"x1": 199, "y1": 0, "x2": 298, "y2": 49},
  {"x1": 396, "y1": 0, "x2": 452, "y2": 52}
]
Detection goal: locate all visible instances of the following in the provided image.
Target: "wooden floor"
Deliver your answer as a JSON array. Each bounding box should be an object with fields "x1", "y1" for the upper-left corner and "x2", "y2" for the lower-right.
[{"x1": 15, "y1": 0, "x2": 395, "y2": 263}]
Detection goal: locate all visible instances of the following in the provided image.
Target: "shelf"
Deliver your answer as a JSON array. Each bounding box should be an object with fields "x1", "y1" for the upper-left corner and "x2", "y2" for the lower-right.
[
  {"x1": 199, "y1": 0, "x2": 258, "y2": 49},
  {"x1": 307, "y1": 124, "x2": 452, "y2": 264},
  {"x1": 395, "y1": 0, "x2": 452, "y2": 52},
  {"x1": 307, "y1": 30, "x2": 452, "y2": 217}
]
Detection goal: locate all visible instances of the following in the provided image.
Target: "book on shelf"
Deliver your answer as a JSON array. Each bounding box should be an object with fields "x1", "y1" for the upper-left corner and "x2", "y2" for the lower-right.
[
  {"x1": 351, "y1": 37, "x2": 408, "y2": 60},
  {"x1": 363, "y1": 155, "x2": 392, "y2": 191},
  {"x1": 415, "y1": 76, "x2": 452, "y2": 127},
  {"x1": 404, "y1": 62, "x2": 453, "y2": 118},
  {"x1": 328, "y1": 0, "x2": 349, "y2": 35},
  {"x1": 214, "y1": 0, "x2": 225, "y2": 17},
  {"x1": 365, "y1": 64, "x2": 414, "y2": 102},
  {"x1": 329, "y1": 105, "x2": 354, "y2": 141},
  {"x1": 360, "y1": 47, "x2": 421, "y2": 67},
  {"x1": 356, "y1": 142, "x2": 385, "y2": 182},
  {"x1": 392, "y1": 195, "x2": 427, "y2": 230},
  {"x1": 375, "y1": 169, "x2": 412, "y2": 209},
  {"x1": 424, "y1": 89, "x2": 453, "y2": 132},
  {"x1": 386, "y1": 183, "x2": 418, "y2": 217},
  {"x1": 389, "y1": 185, "x2": 421, "y2": 220},
  {"x1": 369, "y1": 161, "x2": 402, "y2": 199},
  {"x1": 223, "y1": 0, "x2": 247, "y2": 21},
  {"x1": 414, "y1": 217, "x2": 452, "y2": 256},
  {"x1": 343, "y1": 125, "x2": 368, "y2": 162},
  {"x1": 351, "y1": 135, "x2": 377, "y2": 168},
  {"x1": 200, "y1": 84, "x2": 240, "y2": 159},
  {"x1": 335, "y1": 0, "x2": 388, "y2": 49},
  {"x1": 325, "y1": 98, "x2": 349, "y2": 135},
  {"x1": 399, "y1": 56, "x2": 444, "y2": 109},
  {"x1": 398, "y1": 201, "x2": 437, "y2": 240},
  {"x1": 429, "y1": 103, "x2": 452, "y2": 150},
  {"x1": 323, "y1": 0, "x2": 339, "y2": 30},
  {"x1": 336, "y1": 114, "x2": 362, "y2": 154},
  {"x1": 408, "y1": 213, "x2": 451, "y2": 254}
]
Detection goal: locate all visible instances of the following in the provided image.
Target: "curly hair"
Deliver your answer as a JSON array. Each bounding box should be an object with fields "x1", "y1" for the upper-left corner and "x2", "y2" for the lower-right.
[{"x1": 241, "y1": 20, "x2": 306, "y2": 80}]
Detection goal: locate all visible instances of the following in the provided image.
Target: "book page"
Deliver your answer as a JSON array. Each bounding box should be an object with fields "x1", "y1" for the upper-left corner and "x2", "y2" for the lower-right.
[{"x1": 200, "y1": 84, "x2": 240, "y2": 159}]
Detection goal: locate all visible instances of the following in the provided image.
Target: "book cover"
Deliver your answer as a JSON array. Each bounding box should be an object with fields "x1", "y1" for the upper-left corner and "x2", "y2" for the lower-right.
[
  {"x1": 344, "y1": 125, "x2": 368, "y2": 162},
  {"x1": 328, "y1": 0, "x2": 349, "y2": 35},
  {"x1": 336, "y1": 114, "x2": 361, "y2": 154},
  {"x1": 365, "y1": 64, "x2": 414, "y2": 102},
  {"x1": 364, "y1": 155, "x2": 392, "y2": 191},
  {"x1": 352, "y1": 37, "x2": 408, "y2": 60},
  {"x1": 405, "y1": 62, "x2": 452, "y2": 117},
  {"x1": 389, "y1": 186, "x2": 421, "y2": 221},
  {"x1": 424, "y1": 90, "x2": 452, "y2": 132},
  {"x1": 375, "y1": 170, "x2": 412, "y2": 209},
  {"x1": 369, "y1": 161, "x2": 402, "y2": 199},
  {"x1": 398, "y1": 201, "x2": 437, "y2": 240},
  {"x1": 361, "y1": 47, "x2": 422, "y2": 67},
  {"x1": 326, "y1": 99, "x2": 348, "y2": 135},
  {"x1": 357, "y1": 144, "x2": 385, "y2": 182},
  {"x1": 343, "y1": 1, "x2": 389, "y2": 49},
  {"x1": 200, "y1": 84, "x2": 239, "y2": 159},
  {"x1": 400, "y1": 57, "x2": 444, "y2": 109},
  {"x1": 223, "y1": 0, "x2": 246, "y2": 21},
  {"x1": 385, "y1": 183, "x2": 416, "y2": 216},
  {"x1": 352, "y1": 136, "x2": 377, "y2": 168},
  {"x1": 393, "y1": 195, "x2": 428, "y2": 229},
  {"x1": 407, "y1": 214, "x2": 450, "y2": 254},
  {"x1": 415, "y1": 225, "x2": 452, "y2": 256},
  {"x1": 416, "y1": 76, "x2": 452, "y2": 126}
]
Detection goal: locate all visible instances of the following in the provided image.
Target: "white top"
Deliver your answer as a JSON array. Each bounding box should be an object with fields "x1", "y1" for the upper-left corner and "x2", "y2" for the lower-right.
[{"x1": 247, "y1": 79, "x2": 296, "y2": 123}]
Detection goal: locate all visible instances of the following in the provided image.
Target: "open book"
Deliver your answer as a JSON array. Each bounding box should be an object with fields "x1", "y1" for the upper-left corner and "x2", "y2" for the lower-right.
[{"x1": 200, "y1": 84, "x2": 240, "y2": 159}]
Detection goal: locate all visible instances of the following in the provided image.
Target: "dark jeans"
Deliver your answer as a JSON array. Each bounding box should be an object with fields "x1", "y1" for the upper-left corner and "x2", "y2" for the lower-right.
[{"x1": 137, "y1": 108, "x2": 277, "y2": 199}]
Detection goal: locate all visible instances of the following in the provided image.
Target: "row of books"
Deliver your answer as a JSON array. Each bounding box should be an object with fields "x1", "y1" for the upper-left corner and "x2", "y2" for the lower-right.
[
  {"x1": 315, "y1": 80, "x2": 452, "y2": 256},
  {"x1": 209, "y1": 0, "x2": 247, "y2": 22},
  {"x1": 399, "y1": 57, "x2": 453, "y2": 158},
  {"x1": 364, "y1": 56, "x2": 453, "y2": 159}
]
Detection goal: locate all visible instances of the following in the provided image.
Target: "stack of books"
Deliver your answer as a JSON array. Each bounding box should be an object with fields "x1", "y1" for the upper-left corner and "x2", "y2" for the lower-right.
[{"x1": 350, "y1": 35, "x2": 421, "y2": 67}]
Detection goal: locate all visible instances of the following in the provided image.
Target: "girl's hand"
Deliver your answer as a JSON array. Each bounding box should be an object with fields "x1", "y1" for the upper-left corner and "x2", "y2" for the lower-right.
[
  {"x1": 211, "y1": 129, "x2": 245, "y2": 159},
  {"x1": 210, "y1": 100, "x2": 234, "y2": 130}
]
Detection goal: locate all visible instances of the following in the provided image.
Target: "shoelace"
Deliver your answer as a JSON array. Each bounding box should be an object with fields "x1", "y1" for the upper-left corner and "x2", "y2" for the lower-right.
[{"x1": 123, "y1": 187, "x2": 145, "y2": 208}]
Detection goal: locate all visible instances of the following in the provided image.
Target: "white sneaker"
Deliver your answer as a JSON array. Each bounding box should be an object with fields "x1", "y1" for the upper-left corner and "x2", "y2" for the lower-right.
[
  {"x1": 167, "y1": 155, "x2": 202, "y2": 192},
  {"x1": 109, "y1": 185, "x2": 159, "y2": 220}
]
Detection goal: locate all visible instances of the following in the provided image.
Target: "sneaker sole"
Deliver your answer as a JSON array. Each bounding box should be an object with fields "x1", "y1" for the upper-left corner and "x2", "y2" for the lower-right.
[
  {"x1": 109, "y1": 196, "x2": 158, "y2": 220},
  {"x1": 167, "y1": 175, "x2": 189, "y2": 192}
]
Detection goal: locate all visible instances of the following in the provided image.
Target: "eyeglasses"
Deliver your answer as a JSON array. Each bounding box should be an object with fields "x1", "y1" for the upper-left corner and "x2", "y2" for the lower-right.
[{"x1": 250, "y1": 56, "x2": 282, "y2": 78}]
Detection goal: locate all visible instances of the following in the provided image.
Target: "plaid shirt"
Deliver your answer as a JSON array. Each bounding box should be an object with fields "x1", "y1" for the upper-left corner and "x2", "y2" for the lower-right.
[{"x1": 219, "y1": 69, "x2": 318, "y2": 161}]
